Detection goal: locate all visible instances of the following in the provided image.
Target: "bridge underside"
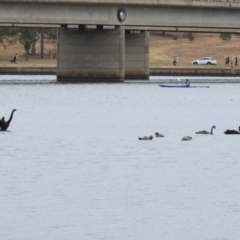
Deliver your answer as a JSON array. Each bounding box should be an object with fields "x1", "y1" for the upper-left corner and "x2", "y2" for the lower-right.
[{"x1": 57, "y1": 28, "x2": 149, "y2": 82}]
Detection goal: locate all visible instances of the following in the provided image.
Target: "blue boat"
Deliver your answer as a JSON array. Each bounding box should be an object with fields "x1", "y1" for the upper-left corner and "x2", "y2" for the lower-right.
[{"x1": 159, "y1": 84, "x2": 210, "y2": 88}]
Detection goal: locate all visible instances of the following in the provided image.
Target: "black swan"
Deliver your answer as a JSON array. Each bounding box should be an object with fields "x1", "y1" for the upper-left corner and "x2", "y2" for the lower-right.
[
  {"x1": 181, "y1": 136, "x2": 192, "y2": 141},
  {"x1": 139, "y1": 136, "x2": 153, "y2": 140},
  {"x1": 155, "y1": 132, "x2": 164, "y2": 137},
  {"x1": 224, "y1": 126, "x2": 240, "y2": 135},
  {"x1": 196, "y1": 125, "x2": 216, "y2": 135},
  {"x1": 0, "y1": 109, "x2": 17, "y2": 131}
]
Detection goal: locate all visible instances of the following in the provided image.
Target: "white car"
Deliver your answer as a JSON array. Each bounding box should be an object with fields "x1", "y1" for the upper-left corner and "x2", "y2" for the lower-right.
[{"x1": 192, "y1": 57, "x2": 217, "y2": 65}]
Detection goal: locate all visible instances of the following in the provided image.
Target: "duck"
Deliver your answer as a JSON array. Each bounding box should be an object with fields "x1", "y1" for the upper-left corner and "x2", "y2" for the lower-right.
[
  {"x1": 139, "y1": 136, "x2": 154, "y2": 140},
  {"x1": 224, "y1": 126, "x2": 240, "y2": 134},
  {"x1": 181, "y1": 136, "x2": 192, "y2": 141},
  {"x1": 155, "y1": 132, "x2": 164, "y2": 137},
  {"x1": 0, "y1": 109, "x2": 17, "y2": 131},
  {"x1": 196, "y1": 125, "x2": 216, "y2": 135}
]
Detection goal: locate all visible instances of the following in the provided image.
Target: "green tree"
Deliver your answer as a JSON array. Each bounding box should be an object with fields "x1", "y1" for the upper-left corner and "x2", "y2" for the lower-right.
[
  {"x1": 187, "y1": 32, "x2": 195, "y2": 42},
  {"x1": 18, "y1": 28, "x2": 38, "y2": 61},
  {"x1": 219, "y1": 33, "x2": 231, "y2": 42},
  {"x1": 0, "y1": 27, "x2": 17, "y2": 49},
  {"x1": 44, "y1": 28, "x2": 57, "y2": 41},
  {"x1": 43, "y1": 28, "x2": 57, "y2": 59}
]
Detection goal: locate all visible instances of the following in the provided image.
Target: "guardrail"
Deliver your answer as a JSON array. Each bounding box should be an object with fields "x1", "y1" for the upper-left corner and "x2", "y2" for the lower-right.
[{"x1": 186, "y1": 0, "x2": 240, "y2": 2}]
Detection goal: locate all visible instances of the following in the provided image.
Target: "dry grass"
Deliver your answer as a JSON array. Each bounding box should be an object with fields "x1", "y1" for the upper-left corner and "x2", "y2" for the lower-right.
[
  {"x1": 150, "y1": 32, "x2": 240, "y2": 67},
  {"x1": 0, "y1": 40, "x2": 57, "y2": 67},
  {"x1": 0, "y1": 33, "x2": 239, "y2": 68}
]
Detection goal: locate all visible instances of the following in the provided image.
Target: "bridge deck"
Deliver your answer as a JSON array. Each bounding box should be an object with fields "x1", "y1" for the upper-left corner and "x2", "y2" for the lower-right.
[
  {"x1": 0, "y1": 0, "x2": 240, "y2": 7},
  {"x1": 1, "y1": 0, "x2": 240, "y2": 28}
]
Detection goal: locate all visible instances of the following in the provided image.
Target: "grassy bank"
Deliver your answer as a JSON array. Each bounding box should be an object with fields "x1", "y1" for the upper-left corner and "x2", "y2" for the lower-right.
[
  {"x1": 0, "y1": 33, "x2": 239, "y2": 68},
  {"x1": 150, "y1": 32, "x2": 240, "y2": 67},
  {"x1": 0, "y1": 39, "x2": 56, "y2": 67}
]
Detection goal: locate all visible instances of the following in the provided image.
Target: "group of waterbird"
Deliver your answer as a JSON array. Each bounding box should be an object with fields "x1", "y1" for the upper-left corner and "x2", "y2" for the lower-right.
[
  {"x1": 139, "y1": 125, "x2": 240, "y2": 141},
  {"x1": 1, "y1": 109, "x2": 240, "y2": 138},
  {"x1": 139, "y1": 132, "x2": 164, "y2": 140}
]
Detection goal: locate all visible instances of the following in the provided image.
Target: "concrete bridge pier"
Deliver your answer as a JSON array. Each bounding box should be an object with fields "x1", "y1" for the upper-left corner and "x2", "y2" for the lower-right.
[
  {"x1": 57, "y1": 27, "x2": 125, "y2": 82},
  {"x1": 125, "y1": 31, "x2": 149, "y2": 80},
  {"x1": 57, "y1": 28, "x2": 149, "y2": 82}
]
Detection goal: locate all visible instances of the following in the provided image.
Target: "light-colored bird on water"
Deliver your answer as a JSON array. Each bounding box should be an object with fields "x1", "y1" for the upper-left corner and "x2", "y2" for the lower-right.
[{"x1": 181, "y1": 136, "x2": 192, "y2": 141}]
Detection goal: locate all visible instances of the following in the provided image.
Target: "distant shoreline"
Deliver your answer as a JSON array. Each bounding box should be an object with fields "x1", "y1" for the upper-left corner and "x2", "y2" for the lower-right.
[{"x1": 1, "y1": 66, "x2": 240, "y2": 77}]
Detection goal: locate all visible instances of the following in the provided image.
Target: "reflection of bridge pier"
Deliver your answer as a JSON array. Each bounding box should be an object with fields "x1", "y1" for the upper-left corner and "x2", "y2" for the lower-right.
[{"x1": 57, "y1": 27, "x2": 149, "y2": 82}]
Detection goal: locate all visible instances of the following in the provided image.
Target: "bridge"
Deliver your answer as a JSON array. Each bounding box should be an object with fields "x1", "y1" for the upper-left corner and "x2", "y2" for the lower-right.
[{"x1": 1, "y1": 0, "x2": 240, "y2": 82}]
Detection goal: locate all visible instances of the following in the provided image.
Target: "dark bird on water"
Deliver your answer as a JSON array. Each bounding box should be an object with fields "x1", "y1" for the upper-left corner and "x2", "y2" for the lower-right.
[
  {"x1": 0, "y1": 109, "x2": 17, "y2": 131},
  {"x1": 181, "y1": 136, "x2": 192, "y2": 141},
  {"x1": 224, "y1": 126, "x2": 240, "y2": 135},
  {"x1": 155, "y1": 132, "x2": 164, "y2": 137},
  {"x1": 196, "y1": 125, "x2": 216, "y2": 135},
  {"x1": 139, "y1": 136, "x2": 153, "y2": 140}
]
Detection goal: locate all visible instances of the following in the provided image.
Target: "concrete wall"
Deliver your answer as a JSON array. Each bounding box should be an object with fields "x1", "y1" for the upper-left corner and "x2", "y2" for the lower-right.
[
  {"x1": 57, "y1": 28, "x2": 125, "y2": 82},
  {"x1": 151, "y1": 67, "x2": 240, "y2": 77},
  {"x1": 125, "y1": 31, "x2": 149, "y2": 80}
]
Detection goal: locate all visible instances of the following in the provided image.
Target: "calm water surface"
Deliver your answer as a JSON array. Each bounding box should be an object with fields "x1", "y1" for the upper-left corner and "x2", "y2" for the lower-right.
[{"x1": 1, "y1": 76, "x2": 240, "y2": 240}]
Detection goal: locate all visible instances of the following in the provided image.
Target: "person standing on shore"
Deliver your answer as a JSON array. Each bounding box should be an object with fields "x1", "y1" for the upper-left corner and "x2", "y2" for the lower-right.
[
  {"x1": 235, "y1": 57, "x2": 238, "y2": 67},
  {"x1": 15, "y1": 53, "x2": 18, "y2": 64},
  {"x1": 12, "y1": 53, "x2": 18, "y2": 64},
  {"x1": 230, "y1": 56, "x2": 233, "y2": 68},
  {"x1": 225, "y1": 56, "x2": 229, "y2": 67},
  {"x1": 173, "y1": 56, "x2": 177, "y2": 66}
]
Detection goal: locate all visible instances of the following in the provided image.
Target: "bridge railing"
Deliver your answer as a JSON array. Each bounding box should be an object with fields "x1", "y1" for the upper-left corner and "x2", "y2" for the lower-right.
[{"x1": 186, "y1": 0, "x2": 240, "y2": 2}]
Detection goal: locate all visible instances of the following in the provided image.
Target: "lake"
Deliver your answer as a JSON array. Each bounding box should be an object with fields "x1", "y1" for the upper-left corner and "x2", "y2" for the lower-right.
[{"x1": 1, "y1": 75, "x2": 240, "y2": 240}]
